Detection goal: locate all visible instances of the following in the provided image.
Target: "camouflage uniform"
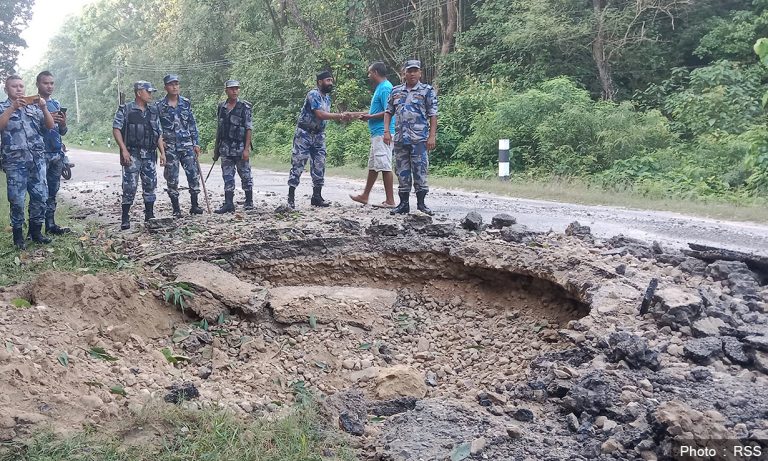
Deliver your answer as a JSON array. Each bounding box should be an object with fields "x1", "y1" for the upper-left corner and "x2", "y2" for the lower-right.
[
  {"x1": 157, "y1": 95, "x2": 200, "y2": 198},
  {"x1": 386, "y1": 82, "x2": 438, "y2": 193},
  {"x1": 217, "y1": 99, "x2": 253, "y2": 192},
  {"x1": 288, "y1": 89, "x2": 329, "y2": 188},
  {"x1": 113, "y1": 101, "x2": 161, "y2": 205},
  {"x1": 0, "y1": 99, "x2": 48, "y2": 228},
  {"x1": 42, "y1": 98, "x2": 66, "y2": 221}
]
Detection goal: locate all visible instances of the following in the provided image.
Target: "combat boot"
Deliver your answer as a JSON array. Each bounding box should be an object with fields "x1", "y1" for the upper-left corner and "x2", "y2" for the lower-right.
[
  {"x1": 416, "y1": 190, "x2": 434, "y2": 216},
  {"x1": 29, "y1": 222, "x2": 52, "y2": 244},
  {"x1": 12, "y1": 227, "x2": 25, "y2": 250},
  {"x1": 214, "y1": 191, "x2": 235, "y2": 214},
  {"x1": 144, "y1": 201, "x2": 155, "y2": 221},
  {"x1": 189, "y1": 192, "x2": 204, "y2": 215},
  {"x1": 390, "y1": 192, "x2": 410, "y2": 215},
  {"x1": 310, "y1": 186, "x2": 331, "y2": 207},
  {"x1": 244, "y1": 190, "x2": 254, "y2": 210},
  {"x1": 45, "y1": 217, "x2": 70, "y2": 235},
  {"x1": 170, "y1": 195, "x2": 182, "y2": 218},
  {"x1": 121, "y1": 204, "x2": 131, "y2": 230},
  {"x1": 287, "y1": 186, "x2": 296, "y2": 209}
]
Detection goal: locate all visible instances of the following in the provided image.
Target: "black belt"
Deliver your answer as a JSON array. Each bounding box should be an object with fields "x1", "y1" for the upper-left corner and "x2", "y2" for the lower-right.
[{"x1": 297, "y1": 123, "x2": 322, "y2": 134}]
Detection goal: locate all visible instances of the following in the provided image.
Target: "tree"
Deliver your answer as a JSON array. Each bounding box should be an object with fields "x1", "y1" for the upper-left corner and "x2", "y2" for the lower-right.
[{"x1": 0, "y1": 0, "x2": 34, "y2": 78}]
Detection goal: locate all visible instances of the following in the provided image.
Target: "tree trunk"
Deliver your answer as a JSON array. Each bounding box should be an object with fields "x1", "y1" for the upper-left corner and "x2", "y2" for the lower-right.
[
  {"x1": 591, "y1": 0, "x2": 616, "y2": 100},
  {"x1": 439, "y1": 0, "x2": 457, "y2": 56},
  {"x1": 282, "y1": 0, "x2": 321, "y2": 48},
  {"x1": 264, "y1": 0, "x2": 285, "y2": 48}
]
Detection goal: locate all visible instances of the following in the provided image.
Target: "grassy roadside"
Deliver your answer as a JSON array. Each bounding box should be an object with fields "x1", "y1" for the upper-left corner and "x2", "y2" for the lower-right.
[
  {"x1": 0, "y1": 401, "x2": 353, "y2": 461},
  {"x1": 0, "y1": 171, "x2": 131, "y2": 286},
  {"x1": 69, "y1": 144, "x2": 768, "y2": 223}
]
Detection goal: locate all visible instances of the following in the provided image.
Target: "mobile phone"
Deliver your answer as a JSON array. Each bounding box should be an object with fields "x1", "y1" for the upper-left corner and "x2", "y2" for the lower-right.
[
  {"x1": 60, "y1": 107, "x2": 67, "y2": 114},
  {"x1": 21, "y1": 95, "x2": 40, "y2": 104}
]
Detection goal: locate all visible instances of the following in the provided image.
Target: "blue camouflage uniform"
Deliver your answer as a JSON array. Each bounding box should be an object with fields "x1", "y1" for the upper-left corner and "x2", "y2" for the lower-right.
[
  {"x1": 42, "y1": 99, "x2": 66, "y2": 221},
  {"x1": 0, "y1": 99, "x2": 48, "y2": 228},
  {"x1": 157, "y1": 95, "x2": 201, "y2": 198},
  {"x1": 113, "y1": 101, "x2": 161, "y2": 205},
  {"x1": 288, "y1": 88, "x2": 329, "y2": 188},
  {"x1": 386, "y1": 81, "x2": 438, "y2": 193},
  {"x1": 216, "y1": 99, "x2": 253, "y2": 192}
]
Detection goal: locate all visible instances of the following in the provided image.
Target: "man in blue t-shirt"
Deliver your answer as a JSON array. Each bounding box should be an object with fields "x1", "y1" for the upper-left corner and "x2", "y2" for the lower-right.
[{"x1": 349, "y1": 62, "x2": 397, "y2": 207}]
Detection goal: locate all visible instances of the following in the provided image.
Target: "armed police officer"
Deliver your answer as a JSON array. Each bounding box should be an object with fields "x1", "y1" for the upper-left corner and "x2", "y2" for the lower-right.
[
  {"x1": 113, "y1": 81, "x2": 165, "y2": 230},
  {"x1": 157, "y1": 74, "x2": 203, "y2": 217},
  {"x1": 213, "y1": 80, "x2": 253, "y2": 213},
  {"x1": 287, "y1": 70, "x2": 351, "y2": 209},
  {"x1": 384, "y1": 60, "x2": 438, "y2": 216},
  {"x1": 36, "y1": 70, "x2": 70, "y2": 235},
  {"x1": 0, "y1": 75, "x2": 55, "y2": 249}
]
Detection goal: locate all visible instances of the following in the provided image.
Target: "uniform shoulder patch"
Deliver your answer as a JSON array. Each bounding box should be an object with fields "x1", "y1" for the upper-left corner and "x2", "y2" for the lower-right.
[{"x1": 241, "y1": 100, "x2": 253, "y2": 109}]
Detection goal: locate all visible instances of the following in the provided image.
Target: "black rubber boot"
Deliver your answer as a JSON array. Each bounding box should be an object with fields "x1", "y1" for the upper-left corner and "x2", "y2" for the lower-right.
[
  {"x1": 45, "y1": 217, "x2": 70, "y2": 235},
  {"x1": 244, "y1": 190, "x2": 254, "y2": 210},
  {"x1": 144, "y1": 201, "x2": 155, "y2": 222},
  {"x1": 287, "y1": 186, "x2": 296, "y2": 210},
  {"x1": 310, "y1": 186, "x2": 330, "y2": 207},
  {"x1": 214, "y1": 191, "x2": 235, "y2": 214},
  {"x1": 29, "y1": 222, "x2": 52, "y2": 244},
  {"x1": 170, "y1": 195, "x2": 182, "y2": 218},
  {"x1": 121, "y1": 204, "x2": 131, "y2": 230},
  {"x1": 12, "y1": 227, "x2": 25, "y2": 250},
  {"x1": 416, "y1": 190, "x2": 434, "y2": 216},
  {"x1": 390, "y1": 192, "x2": 410, "y2": 215},
  {"x1": 189, "y1": 193, "x2": 203, "y2": 215}
]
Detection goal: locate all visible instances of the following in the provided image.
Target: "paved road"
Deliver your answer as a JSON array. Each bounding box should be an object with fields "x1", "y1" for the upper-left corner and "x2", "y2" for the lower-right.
[{"x1": 59, "y1": 148, "x2": 768, "y2": 255}]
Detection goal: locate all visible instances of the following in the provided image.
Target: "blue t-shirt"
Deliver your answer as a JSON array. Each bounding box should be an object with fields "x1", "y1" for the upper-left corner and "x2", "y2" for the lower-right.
[{"x1": 368, "y1": 80, "x2": 396, "y2": 137}]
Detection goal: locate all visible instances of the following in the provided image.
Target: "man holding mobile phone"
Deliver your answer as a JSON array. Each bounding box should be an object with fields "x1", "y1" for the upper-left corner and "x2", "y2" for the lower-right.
[
  {"x1": 36, "y1": 71, "x2": 70, "y2": 235},
  {"x1": 0, "y1": 74, "x2": 55, "y2": 250}
]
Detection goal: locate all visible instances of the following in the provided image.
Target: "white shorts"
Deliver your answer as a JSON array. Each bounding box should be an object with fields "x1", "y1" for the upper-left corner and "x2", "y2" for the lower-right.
[{"x1": 367, "y1": 136, "x2": 393, "y2": 172}]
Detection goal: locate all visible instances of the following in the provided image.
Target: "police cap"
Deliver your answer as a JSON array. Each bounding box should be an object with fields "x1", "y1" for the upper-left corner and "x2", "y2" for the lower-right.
[{"x1": 163, "y1": 74, "x2": 180, "y2": 85}]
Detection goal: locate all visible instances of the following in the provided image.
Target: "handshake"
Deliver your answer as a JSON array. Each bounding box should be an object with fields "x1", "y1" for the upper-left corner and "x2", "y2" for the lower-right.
[{"x1": 338, "y1": 111, "x2": 374, "y2": 122}]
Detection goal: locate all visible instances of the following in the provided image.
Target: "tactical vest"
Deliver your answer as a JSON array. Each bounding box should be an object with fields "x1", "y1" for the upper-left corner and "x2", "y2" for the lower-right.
[
  {"x1": 219, "y1": 102, "x2": 247, "y2": 143},
  {"x1": 123, "y1": 105, "x2": 157, "y2": 150}
]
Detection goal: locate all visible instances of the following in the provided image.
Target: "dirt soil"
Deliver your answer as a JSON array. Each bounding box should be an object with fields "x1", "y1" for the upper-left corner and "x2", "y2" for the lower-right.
[{"x1": 1, "y1": 185, "x2": 767, "y2": 460}]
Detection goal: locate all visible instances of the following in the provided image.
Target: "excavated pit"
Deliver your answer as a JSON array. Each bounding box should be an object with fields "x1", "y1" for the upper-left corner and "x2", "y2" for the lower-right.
[
  {"x1": 236, "y1": 250, "x2": 589, "y2": 327},
  {"x1": 151, "y1": 237, "x2": 595, "y2": 403}
]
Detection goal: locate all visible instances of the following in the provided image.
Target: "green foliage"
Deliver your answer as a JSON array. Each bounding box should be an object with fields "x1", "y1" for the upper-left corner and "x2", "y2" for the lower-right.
[
  {"x1": 0, "y1": 402, "x2": 353, "y2": 461},
  {"x1": 0, "y1": 0, "x2": 33, "y2": 78},
  {"x1": 325, "y1": 122, "x2": 370, "y2": 167},
  {"x1": 162, "y1": 283, "x2": 195, "y2": 313},
  {"x1": 661, "y1": 61, "x2": 763, "y2": 137},
  {"x1": 452, "y1": 78, "x2": 674, "y2": 175}
]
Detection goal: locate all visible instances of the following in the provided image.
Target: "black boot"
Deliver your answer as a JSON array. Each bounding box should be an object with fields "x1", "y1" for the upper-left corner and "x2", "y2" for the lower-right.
[
  {"x1": 29, "y1": 222, "x2": 52, "y2": 244},
  {"x1": 12, "y1": 227, "x2": 25, "y2": 250},
  {"x1": 310, "y1": 186, "x2": 330, "y2": 207},
  {"x1": 121, "y1": 204, "x2": 131, "y2": 230},
  {"x1": 214, "y1": 191, "x2": 235, "y2": 214},
  {"x1": 170, "y1": 195, "x2": 182, "y2": 218},
  {"x1": 244, "y1": 190, "x2": 254, "y2": 210},
  {"x1": 416, "y1": 190, "x2": 434, "y2": 216},
  {"x1": 287, "y1": 186, "x2": 296, "y2": 209},
  {"x1": 45, "y1": 217, "x2": 70, "y2": 235},
  {"x1": 144, "y1": 201, "x2": 155, "y2": 222},
  {"x1": 189, "y1": 192, "x2": 204, "y2": 215},
  {"x1": 390, "y1": 192, "x2": 410, "y2": 215}
]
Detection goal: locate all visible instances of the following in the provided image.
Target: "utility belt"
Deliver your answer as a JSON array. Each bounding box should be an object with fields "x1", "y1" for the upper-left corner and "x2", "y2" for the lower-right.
[{"x1": 297, "y1": 123, "x2": 323, "y2": 135}]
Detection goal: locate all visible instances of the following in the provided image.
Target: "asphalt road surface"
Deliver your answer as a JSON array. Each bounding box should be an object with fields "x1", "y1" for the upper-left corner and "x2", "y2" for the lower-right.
[{"x1": 59, "y1": 148, "x2": 768, "y2": 256}]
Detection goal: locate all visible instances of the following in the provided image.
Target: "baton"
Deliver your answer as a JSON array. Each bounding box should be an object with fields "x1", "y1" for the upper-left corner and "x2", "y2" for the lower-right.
[
  {"x1": 205, "y1": 158, "x2": 217, "y2": 182},
  {"x1": 196, "y1": 158, "x2": 212, "y2": 214}
]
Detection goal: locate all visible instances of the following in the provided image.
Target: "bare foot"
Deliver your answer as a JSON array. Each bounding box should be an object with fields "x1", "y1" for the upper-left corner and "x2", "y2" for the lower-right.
[
  {"x1": 349, "y1": 194, "x2": 368, "y2": 205},
  {"x1": 380, "y1": 201, "x2": 396, "y2": 208}
]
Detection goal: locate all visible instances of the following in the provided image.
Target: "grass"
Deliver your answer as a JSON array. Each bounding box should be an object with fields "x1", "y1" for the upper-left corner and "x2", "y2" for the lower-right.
[
  {"x1": 68, "y1": 144, "x2": 768, "y2": 223},
  {"x1": 0, "y1": 171, "x2": 131, "y2": 287},
  {"x1": 0, "y1": 401, "x2": 354, "y2": 461}
]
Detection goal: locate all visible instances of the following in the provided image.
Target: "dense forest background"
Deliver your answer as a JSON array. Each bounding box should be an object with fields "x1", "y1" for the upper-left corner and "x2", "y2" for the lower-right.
[{"x1": 6, "y1": 0, "x2": 768, "y2": 201}]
